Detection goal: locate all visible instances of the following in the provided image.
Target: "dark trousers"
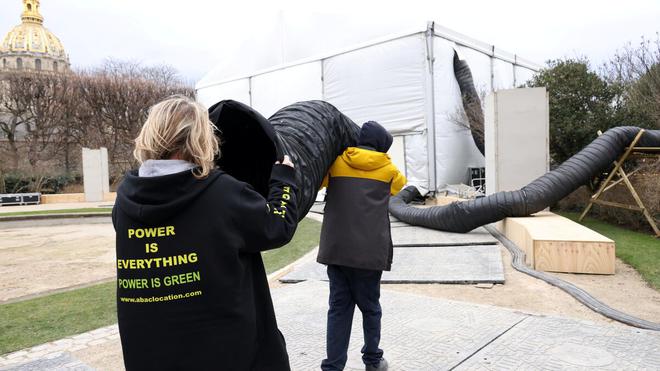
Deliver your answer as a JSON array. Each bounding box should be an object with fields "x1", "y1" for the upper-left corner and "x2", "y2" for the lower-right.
[{"x1": 321, "y1": 265, "x2": 384, "y2": 371}]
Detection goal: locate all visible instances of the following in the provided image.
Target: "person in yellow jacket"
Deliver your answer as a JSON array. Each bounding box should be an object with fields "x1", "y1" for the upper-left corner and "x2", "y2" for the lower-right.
[{"x1": 318, "y1": 121, "x2": 406, "y2": 371}]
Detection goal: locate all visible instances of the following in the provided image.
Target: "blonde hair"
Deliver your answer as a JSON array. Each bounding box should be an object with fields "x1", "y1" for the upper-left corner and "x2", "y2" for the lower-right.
[{"x1": 134, "y1": 95, "x2": 220, "y2": 178}]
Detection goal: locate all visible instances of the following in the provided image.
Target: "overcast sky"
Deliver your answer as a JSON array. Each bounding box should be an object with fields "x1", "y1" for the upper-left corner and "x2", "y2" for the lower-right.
[{"x1": 2, "y1": 0, "x2": 659, "y2": 85}]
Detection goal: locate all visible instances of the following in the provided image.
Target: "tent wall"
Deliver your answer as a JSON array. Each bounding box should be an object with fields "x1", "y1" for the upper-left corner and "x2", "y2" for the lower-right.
[
  {"x1": 433, "y1": 37, "x2": 485, "y2": 188},
  {"x1": 322, "y1": 34, "x2": 427, "y2": 135},
  {"x1": 197, "y1": 78, "x2": 250, "y2": 108},
  {"x1": 252, "y1": 62, "x2": 323, "y2": 118},
  {"x1": 514, "y1": 65, "x2": 536, "y2": 86},
  {"x1": 493, "y1": 58, "x2": 515, "y2": 90},
  {"x1": 388, "y1": 136, "x2": 407, "y2": 178},
  {"x1": 196, "y1": 23, "x2": 541, "y2": 193},
  {"x1": 456, "y1": 46, "x2": 492, "y2": 93},
  {"x1": 403, "y1": 133, "x2": 429, "y2": 192},
  {"x1": 322, "y1": 34, "x2": 430, "y2": 191}
]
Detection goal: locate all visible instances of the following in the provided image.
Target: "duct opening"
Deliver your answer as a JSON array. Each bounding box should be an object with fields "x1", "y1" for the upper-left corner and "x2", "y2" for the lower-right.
[{"x1": 208, "y1": 100, "x2": 280, "y2": 197}]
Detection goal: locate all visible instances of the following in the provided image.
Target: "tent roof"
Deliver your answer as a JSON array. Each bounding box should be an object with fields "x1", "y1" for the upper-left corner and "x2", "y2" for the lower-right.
[{"x1": 196, "y1": 21, "x2": 541, "y2": 91}]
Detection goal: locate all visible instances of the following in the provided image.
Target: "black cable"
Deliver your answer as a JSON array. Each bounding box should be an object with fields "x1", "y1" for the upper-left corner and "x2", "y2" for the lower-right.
[{"x1": 485, "y1": 225, "x2": 660, "y2": 331}]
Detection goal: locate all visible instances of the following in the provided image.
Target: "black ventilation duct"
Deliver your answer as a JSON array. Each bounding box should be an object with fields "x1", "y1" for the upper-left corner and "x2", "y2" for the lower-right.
[
  {"x1": 390, "y1": 127, "x2": 660, "y2": 232},
  {"x1": 209, "y1": 100, "x2": 359, "y2": 220},
  {"x1": 454, "y1": 51, "x2": 485, "y2": 155}
]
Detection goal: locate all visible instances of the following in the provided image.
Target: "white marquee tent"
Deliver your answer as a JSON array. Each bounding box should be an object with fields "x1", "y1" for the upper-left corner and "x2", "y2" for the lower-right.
[{"x1": 196, "y1": 22, "x2": 540, "y2": 193}]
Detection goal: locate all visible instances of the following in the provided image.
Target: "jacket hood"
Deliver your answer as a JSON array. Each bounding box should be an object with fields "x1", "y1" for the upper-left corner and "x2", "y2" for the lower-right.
[
  {"x1": 116, "y1": 169, "x2": 222, "y2": 224},
  {"x1": 358, "y1": 121, "x2": 393, "y2": 153},
  {"x1": 341, "y1": 147, "x2": 391, "y2": 171}
]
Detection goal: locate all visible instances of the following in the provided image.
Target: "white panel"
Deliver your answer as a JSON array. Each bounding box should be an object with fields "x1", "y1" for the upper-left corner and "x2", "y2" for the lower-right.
[
  {"x1": 196, "y1": 79, "x2": 250, "y2": 109},
  {"x1": 433, "y1": 37, "x2": 485, "y2": 188},
  {"x1": 514, "y1": 66, "x2": 536, "y2": 86},
  {"x1": 456, "y1": 46, "x2": 492, "y2": 93},
  {"x1": 82, "y1": 148, "x2": 109, "y2": 202},
  {"x1": 485, "y1": 88, "x2": 549, "y2": 195},
  {"x1": 251, "y1": 62, "x2": 323, "y2": 118},
  {"x1": 403, "y1": 133, "x2": 429, "y2": 194},
  {"x1": 493, "y1": 59, "x2": 515, "y2": 90},
  {"x1": 388, "y1": 136, "x2": 406, "y2": 178},
  {"x1": 323, "y1": 35, "x2": 426, "y2": 135}
]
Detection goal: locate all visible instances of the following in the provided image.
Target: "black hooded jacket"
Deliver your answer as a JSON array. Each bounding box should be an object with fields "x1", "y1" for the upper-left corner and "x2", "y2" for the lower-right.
[
  {"x1": 318, "y1": 121, "x2": 406, "y2": 271},
  {"x1": 112, "y1": 165, "x2": 297, "y2": 371}
]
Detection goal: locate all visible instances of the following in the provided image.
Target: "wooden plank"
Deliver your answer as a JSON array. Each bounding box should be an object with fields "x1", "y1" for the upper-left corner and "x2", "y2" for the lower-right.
[
  {"x1": 534, "y1": 241, "x2": 615, "y2": 274},
  {"x1": 592, "y1": 199, "x2": 644, "y2": 211},
  {"x1": 602, "y1": 167, "x2": 642, "y2": 192},
  {"x1": 502, "y1": 212, "x2": 615, "y2": 274},
  {"x1": 501, "y1": 218, "x2": 535, "y2": 267}
]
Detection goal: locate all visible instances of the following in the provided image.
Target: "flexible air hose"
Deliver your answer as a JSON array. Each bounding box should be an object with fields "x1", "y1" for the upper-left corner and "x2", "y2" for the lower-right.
[
  {"x1": 453, "y1": 51, "x2": 485, "y2": 155},
  {"x1": 485, "y1": 225, "x2": 660, "y2": 331},
  {"x1": 209, "y1": 100, "x2": 359, "y2": 221},
  {"x1": 390, "y1": 127, "x2": 660, "y2": 233}
]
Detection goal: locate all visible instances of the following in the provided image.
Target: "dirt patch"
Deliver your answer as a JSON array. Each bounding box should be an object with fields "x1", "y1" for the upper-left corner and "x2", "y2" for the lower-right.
[
  {"x1": 2, "y1": 218, "x2": 659, "y2": 329},
  {"x1": 385, "y1": 245, "x2": 660, "y2": 326},
  {"x1": 0, "y1": 222, "x2": 116, "y2": 302}
]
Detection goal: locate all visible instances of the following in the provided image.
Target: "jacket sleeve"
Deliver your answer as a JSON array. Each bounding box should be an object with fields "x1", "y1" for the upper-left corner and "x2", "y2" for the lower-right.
[
  {"x1": 237, "y1": 164, "x2": 299, "y2": 253},
  {"x1": 390, "y1": 167, "x2": 407, "y2": 195}
]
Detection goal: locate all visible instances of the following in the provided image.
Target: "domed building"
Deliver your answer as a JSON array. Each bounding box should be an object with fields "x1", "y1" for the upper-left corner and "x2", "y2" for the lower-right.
[{"x1": 0, "y1": 0, "x2": 70, "y2": 73}]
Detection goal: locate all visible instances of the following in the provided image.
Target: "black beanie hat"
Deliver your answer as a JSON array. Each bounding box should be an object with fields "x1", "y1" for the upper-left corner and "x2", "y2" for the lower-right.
[{"x1": 358, "y1": 121, "x2": 393, "y2": 153}]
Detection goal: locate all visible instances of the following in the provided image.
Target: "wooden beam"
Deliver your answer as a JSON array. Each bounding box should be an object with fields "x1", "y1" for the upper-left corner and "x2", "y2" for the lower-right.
[
  {"x1": 592, "y1": 199, "x2": 644, "y2": 212},
  {"x1": 580, "y1": 129, "x2": 646, "y2": 222},
  {"x1": 602, "y1": 167, "x2": 643, "y2": 193}
]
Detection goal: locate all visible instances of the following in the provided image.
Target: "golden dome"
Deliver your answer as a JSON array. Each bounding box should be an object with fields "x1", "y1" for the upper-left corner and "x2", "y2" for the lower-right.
[{"x1": 1, "y1": 0, "x2": 70, "y2": 72}]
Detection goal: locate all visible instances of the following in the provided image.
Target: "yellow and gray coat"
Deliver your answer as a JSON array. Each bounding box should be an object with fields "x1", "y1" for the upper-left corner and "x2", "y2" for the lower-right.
[{"x1": 317, "y1": 147, "x2": 406, "y2": 271}]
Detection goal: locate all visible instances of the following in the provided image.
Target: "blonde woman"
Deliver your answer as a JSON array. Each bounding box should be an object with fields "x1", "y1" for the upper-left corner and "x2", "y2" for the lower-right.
[{"x1": 113, "y1": 95, "x2": 297, "y2": 370}]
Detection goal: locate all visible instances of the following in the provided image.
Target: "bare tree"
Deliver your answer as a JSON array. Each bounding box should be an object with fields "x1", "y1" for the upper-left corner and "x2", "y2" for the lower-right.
[
  {"x1": 0, "y1": 60, "x2": 194, "y2": 183},
  {"x1": 72, "y1": 60, "x2": 194, "y2": 176},
  {"x1": 0, "y1": 73, "x2": 32, "y2": 171},
  {"x1": 604, "y1": 33, "x2": 660, "y2": 129}
]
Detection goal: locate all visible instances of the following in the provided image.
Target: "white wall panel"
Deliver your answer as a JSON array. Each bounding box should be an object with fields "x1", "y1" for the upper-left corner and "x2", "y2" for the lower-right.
[
  {"x1": 388, "y1": 136, "x2": 406, "y2": 178},
  {"x1": 514, "y1": 65, "x2": 536, "y2": 86},
  {"x1": 456, "y1": 46, "x2": 492, "y2": 93},
  {"x1": 433, "y1": 37, "x2": 485, "y2": 188},
  {"x1": 403, "y1": 133, "x2": 429, "y2": 193},
  {"x1": 196, "y1": 79, "x2": 250, "y2": 109},
  {"x1": 493, "y1": 59, "x2": 515, "y2": 90},
  {"x1": 251, "y1": 62, "x2": 323, "y2": 118},
  {"x1": 323, "y1": 35, "x2": 426, "y2": 135}
]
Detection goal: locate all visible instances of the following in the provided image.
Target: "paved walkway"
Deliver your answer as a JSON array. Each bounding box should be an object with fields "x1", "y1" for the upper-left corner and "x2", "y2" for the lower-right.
[
  {"x1": 2, "y1": 205, "x2": 660, "y2": 369},
  {"x1": 0, "y1": 325, "x2": 118, "y2": 370},
  {"x1": 3, "y1": 281, "x2": 660, "y2": 370}
]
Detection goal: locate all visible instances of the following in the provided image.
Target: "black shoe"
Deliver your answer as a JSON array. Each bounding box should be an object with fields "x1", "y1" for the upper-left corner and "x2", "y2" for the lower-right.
[{"x1": 365, "y1": 358, "x2": 388, "y2": 371}]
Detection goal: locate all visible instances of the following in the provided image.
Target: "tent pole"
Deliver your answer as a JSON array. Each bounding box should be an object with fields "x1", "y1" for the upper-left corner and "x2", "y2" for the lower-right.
[{"x1": 424, "y1": 21, "x2": 437, "y2": 194}]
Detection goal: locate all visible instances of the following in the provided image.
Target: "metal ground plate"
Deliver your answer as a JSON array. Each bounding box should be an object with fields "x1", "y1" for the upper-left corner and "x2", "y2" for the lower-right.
[
  {"x1": 391, "y1": 226, "x2": 497, "y2": 247},
  {"x1": 280, "y1": 245, "x2": 505, "y2": 284}
]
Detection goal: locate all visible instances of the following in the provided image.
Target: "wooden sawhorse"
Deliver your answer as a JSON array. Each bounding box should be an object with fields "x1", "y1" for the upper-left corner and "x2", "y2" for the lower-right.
[{"x1": 579, "y1": 129, "x2": 660, "y2": 237}]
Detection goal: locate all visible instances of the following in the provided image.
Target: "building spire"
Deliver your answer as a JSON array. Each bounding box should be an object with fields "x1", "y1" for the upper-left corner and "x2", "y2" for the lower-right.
[{"x1": 21, "y1": 0, "x2": 43, "y2": 24}]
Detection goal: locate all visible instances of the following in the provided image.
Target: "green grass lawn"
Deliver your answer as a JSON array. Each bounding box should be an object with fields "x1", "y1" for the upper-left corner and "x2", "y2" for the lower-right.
[
  {"x1": 0, "y1": 218, "x2": 321, "y2": 355},
  {"x1": 0, "y1": 208, "x2": 111, "y2": 217},
  {"x1": 559, "y1": 211, "x2": 660, "y2": 290},
  {"x1": 0, "y1": 282, "x2": 116, "y2": 355},
  {"x1": 262, "y1": 218, "x2": 322, "y2": 274}
]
